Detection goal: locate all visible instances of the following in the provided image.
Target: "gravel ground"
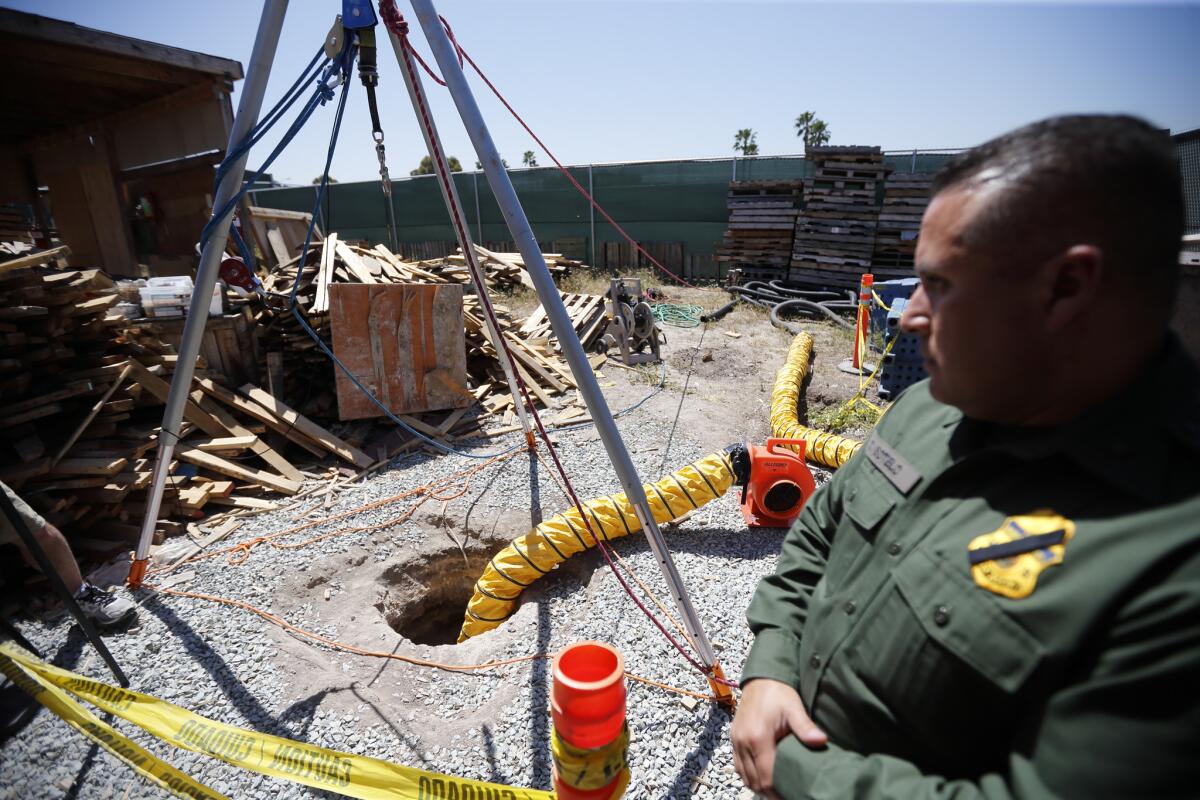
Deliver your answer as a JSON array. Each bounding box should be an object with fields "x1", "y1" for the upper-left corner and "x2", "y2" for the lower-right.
[{"x1": 1, "y1": 325, "x2": 840, "y2": 800}]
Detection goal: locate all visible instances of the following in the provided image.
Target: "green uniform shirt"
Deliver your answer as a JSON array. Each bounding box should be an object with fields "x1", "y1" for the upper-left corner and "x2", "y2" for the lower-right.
[{"x1": 743, "y1": 336, "x2": 1200, "y2": 799}]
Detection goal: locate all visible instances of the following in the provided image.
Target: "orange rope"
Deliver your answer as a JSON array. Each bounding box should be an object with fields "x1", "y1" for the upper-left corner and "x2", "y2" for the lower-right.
[
  {"x1": 154, "y1": 586, "x2": 719, "y2": 703},
  {"x1": 151, "y1": 447, "x2": 525, "y2": 574}
]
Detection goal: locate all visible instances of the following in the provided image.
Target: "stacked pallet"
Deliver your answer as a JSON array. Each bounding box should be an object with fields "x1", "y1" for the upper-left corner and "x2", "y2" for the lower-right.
[
  {"x1": 518, "y1": 292, "x2": 607, "y2": 354},
  {"x1": 872, "y1": 172, "x2": 933, "y2": 270},
  {"x1": 257, "y1": 235, "x2": 598, "y2": 440},
  {"x1": 0, "y1": 249, "x2": 372, "y2": 558},
  {"x1": 790, "y1": 146, "x2": 888, "y2": 288},
  {"x1": 715, "y1": 181, "x2": 803, "y2": 278}
]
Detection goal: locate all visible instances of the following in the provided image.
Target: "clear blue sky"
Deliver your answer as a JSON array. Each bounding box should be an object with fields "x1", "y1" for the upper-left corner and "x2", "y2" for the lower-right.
[{"x1": 7, "y1": 0, "x2": 1199, "y2": 185}]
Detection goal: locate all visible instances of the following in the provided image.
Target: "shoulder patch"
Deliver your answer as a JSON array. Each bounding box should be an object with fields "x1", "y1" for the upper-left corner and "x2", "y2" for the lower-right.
[{"x1": 968, "y1": 511, "x2": 1075, "y2": 599}]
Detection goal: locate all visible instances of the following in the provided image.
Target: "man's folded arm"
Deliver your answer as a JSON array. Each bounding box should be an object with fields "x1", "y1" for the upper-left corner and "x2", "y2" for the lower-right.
[{"x1": 768, "y1": 553, "x2": 1200, "y2": 799}]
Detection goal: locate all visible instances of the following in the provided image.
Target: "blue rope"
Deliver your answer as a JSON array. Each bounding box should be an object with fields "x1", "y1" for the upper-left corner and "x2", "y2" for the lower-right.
[{"x1": 201, "y1": 40, "x2": 663, "y2": 464}]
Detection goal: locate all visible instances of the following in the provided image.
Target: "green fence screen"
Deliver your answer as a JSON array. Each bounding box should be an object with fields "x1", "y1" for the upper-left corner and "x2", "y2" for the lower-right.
[{"x1": 250, "y1": 152, "x2": 958, "y2": 279}]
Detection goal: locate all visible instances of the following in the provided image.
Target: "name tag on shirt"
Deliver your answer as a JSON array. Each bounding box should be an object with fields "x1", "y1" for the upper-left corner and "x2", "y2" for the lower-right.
[{"x1": 864, "y1": 431, "x2": 921, "y2": 494}]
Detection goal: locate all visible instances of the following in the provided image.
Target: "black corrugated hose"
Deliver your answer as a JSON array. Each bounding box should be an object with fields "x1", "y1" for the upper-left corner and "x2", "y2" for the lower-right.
[{"x1": 703, "y1": 280, "x2": 857, "y2": 333}]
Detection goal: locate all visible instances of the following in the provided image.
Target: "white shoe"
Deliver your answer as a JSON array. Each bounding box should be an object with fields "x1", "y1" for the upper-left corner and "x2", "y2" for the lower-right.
[{"x1": 74, "y1": 584, "x2": 137, "y2": 626}]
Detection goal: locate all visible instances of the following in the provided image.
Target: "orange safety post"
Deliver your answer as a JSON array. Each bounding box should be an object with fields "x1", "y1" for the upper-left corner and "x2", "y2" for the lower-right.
[
  {"x1": 551, "y1": 642, "x2": 630, "y2": 800},
  {"x1": 853, "y1": 273, "x2": 874, "y2": 370}
]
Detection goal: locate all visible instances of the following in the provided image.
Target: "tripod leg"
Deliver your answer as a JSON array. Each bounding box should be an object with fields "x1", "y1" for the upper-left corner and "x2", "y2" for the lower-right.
[
  {"x1": 0, "y1": 490, "x2": 128, "y2": 687},
  {"x1": 131, "y1": 0, "x2": 292, "y2": 587}
]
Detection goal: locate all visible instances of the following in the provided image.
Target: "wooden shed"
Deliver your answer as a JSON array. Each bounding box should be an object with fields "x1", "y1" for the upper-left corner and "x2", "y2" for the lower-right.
[{"x1": 0, "y1": 9, "x2": 244, "y2": 276}]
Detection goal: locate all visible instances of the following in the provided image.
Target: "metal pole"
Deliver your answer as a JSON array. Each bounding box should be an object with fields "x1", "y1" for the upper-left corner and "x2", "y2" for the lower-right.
[
  {"x1": 129, "y1": 0, "x2": 290, "y2": 586},
  {"x1": 385, "y1": 192, "x2": 400, "y2": 251},
  {"x1": 731, "y1": 155, "x2": 737, "y2": 182},
  {"x1": 0, "y1": 490, "x2": 128, "y2": 686},
  {"x1": 587, "y1": 165, "x2": 596, "y2": 269},
  {"x1": 408, "y1": 0, "x2": 732, "y2": 703},
  {"x1": 385, "y1": 23, "x2": 533, "y2": 440}
]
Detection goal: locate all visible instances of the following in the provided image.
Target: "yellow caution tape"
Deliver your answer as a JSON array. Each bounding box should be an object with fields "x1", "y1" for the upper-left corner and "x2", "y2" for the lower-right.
[
  {"x1": 550, "y1": 723, "x2": 629, "y2": 793},
  {"x1": 0, "y1": 647, "x2": 227, "y2": 800},
  {"x1": 0, "y1": 642, "x2": 553, "y2": 800}
]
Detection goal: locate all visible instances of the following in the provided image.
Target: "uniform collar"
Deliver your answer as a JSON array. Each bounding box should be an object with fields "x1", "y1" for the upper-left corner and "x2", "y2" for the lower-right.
[{"x1": 946, "y1": 334, "x2": 1200, "y2": 503}]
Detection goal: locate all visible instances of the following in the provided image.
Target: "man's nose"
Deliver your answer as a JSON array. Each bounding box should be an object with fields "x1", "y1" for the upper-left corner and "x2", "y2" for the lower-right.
[{"x1": 900, "y1": 284, "x2": 930, "y2": 335}]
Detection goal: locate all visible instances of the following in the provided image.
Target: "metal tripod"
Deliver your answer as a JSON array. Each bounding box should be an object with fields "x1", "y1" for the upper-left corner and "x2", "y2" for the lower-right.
[{"x1": 129, "y1": 0, "x2": 732, "y2": 705}]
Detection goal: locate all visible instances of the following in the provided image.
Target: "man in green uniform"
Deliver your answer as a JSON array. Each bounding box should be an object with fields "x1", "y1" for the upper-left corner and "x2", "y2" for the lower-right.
[{"x1": 732, "y1": 115, "x2": 1198, "y2": 798}]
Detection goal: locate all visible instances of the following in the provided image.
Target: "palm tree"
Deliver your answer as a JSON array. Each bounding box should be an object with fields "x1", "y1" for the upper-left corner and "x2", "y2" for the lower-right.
[
  {"x1": 410, "y1": 155, "x2": 463, "y2": 176},
  {"x1": 733, "y1": 129, "x2": 759, "y2": 156},
  {"x1": 522, "y1": 151, "x2": 538, "y2": 168},
  {"x1": 795, "y1": 111, "x2": 831, "y2": 149}
]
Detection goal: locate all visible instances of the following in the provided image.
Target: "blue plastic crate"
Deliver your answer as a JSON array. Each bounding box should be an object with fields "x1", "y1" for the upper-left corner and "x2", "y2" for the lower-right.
[
  {"x1": 868, "y1": 278, "x2": 920, "y2": 350},
  {"x1": 878, "y1": 356, "x2": 928, "y2": 400}
]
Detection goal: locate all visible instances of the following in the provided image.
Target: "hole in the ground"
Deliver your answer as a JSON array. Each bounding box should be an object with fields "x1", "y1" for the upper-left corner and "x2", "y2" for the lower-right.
[{"x1": 376, "y1": 537, "x2": 510, "y2": 646}]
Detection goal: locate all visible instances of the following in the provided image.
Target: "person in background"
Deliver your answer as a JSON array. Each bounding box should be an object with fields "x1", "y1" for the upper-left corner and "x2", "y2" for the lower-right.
[{"x1": 1, "y1": 480, "x2": 137, "y2": 627}]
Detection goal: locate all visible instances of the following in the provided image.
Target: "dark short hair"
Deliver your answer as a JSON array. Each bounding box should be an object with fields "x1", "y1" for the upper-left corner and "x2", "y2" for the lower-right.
[{"x1": 932, "y1": 115, "x2": 1184, "y2": 309}]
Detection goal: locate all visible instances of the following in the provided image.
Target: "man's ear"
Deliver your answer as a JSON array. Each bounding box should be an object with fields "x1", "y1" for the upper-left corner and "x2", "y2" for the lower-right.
[{"x1": 1043, "y1": 244, "x2": 1104, "y2": 331}]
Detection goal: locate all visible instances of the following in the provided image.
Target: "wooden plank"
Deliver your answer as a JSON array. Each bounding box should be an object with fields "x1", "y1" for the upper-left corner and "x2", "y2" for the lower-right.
[
  {"x1": 239, "y1": 384, "x2": 374, "y2": 468},
  {"x1": 51, "y1": 364, "x2": 132, "y2": 467},
  {"x1": 372, "y1": 244, "x2": 446, "y2": 283},
  {"x1": 175, "y1": 447, "x2": 301, "y2": 495},
  {"x1": 177, "y1": 484, "x2": 214, "y2": 510},
  {"x1": 0, "y1": 245, "x2": 70, "y2": 275},
  {"x1": 328, "y1": 283, "x2": 471, "y2": 420},
  {"x1": 127, "y1": 360, "x2": 228, "y2": 439},
  {"x1": 48, "y1": 457, "x2": 127, "y2": 477},
  {"x1": 266, "y1": 226, "x2": 291, "y2": 268},
  {"x1": 334, "y1": 240, "x2": 376, "y2": 284},
  {"x1": 192, "y1": 393, "x2": 308, "y2": 481},
  {"x1": 313, "y1": 234, "x2": 336, "y2": 313},
  {"x1": 0, "y1": 403, "x2": 62, "y2": 427},
  {"x1": 207, "y1": 495, "x2": 280, "y2": 511},
  {"x1": 0, "y1": 381, "x2": 93, "y2": 416},
  {"x1": 194, "y1": 378, "x2": 327, "y2": 458},
  {"x1": 194, "y1": 435, "x2": 257, "y2": 453}
]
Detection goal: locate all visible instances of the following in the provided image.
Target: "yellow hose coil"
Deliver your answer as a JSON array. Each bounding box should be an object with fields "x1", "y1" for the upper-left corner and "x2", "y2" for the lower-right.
[
  {"x1": 458, "y1": 452, "x2": 736, "y2": 642},
  {"x1": 769, "y1": 332, "x2": 862, "y2": 469}
]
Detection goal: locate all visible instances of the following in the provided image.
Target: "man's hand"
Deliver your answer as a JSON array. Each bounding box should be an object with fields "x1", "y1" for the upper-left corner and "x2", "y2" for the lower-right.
[{"x1": 731, "y1": 678, "x2": 827, "y2": 797}]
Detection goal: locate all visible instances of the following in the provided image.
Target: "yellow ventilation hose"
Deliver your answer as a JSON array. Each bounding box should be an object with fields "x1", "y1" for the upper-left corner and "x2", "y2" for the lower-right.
[
  {"x1": 458, "y1": 331, "x2": 861, "y2": 642},
  {"x1": 459, "y1": 452, "x2": 737, "y2": 642},
  {"x1": 769, "y1": 332, "x2": 862, "y2": 469}
]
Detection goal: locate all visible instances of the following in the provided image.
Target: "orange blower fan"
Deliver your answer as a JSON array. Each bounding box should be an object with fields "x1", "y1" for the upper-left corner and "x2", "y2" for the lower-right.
[{"x1": 727, "y1": 438, "x2": 817, "y2": 528}]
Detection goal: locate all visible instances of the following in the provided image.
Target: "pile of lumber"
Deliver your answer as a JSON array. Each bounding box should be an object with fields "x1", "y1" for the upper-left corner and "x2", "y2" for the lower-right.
[
  {"x1": 790, "y1": 146, "x2": 888, "y2": 288},
  {"x1": 872, "y1": 172, "x2": 933, "y2": 270},
  {"x1": 256, "y1": 234, "x2": 599, "y2": 443},
  {"x1": 0, "y1": 249, "x2": 373, "y2": 559},
  {"x1": 714, "y1": 181, "x2": 803, "y2": 277}
]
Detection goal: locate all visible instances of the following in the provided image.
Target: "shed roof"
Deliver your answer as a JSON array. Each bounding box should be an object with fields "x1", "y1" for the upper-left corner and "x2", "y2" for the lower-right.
[{"x1": 0, "y1": 9, "x2": 244, "y2": 144}]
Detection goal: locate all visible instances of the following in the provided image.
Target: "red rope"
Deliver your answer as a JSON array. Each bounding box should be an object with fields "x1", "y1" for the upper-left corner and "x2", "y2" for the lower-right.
[{"x1": 382, "y1": 2, "x2": 727, "y2": 687}]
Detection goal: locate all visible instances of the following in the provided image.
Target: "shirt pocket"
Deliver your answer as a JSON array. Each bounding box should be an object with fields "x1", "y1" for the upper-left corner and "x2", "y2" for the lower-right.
[
  {"x1": 826, "y1": 469, "x2": 899, "y2": 585},
  {"x1": 840, "y1": 546, "x2": 1044, "y2": 773}
]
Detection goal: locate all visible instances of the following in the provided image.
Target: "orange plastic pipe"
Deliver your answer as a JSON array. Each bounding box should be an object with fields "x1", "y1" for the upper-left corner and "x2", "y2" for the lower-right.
[
  {"x1": 552, "y1": 642, "x2": 626, "y2": 749},
  {"x1": 551, "y1": 642, "x2": 628, "y2": 800}
]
